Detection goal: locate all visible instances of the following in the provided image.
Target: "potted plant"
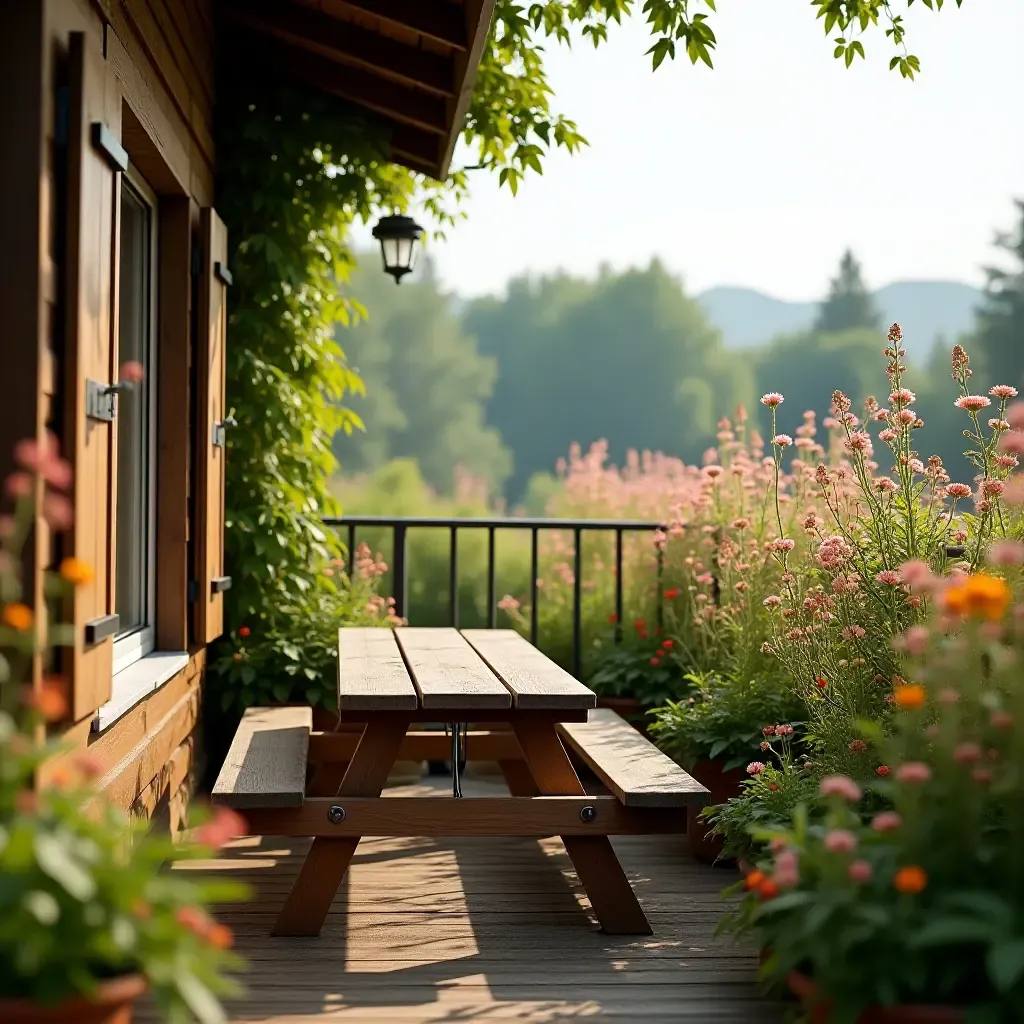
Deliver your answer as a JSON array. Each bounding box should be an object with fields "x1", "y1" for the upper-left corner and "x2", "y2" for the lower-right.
[
  {"x1": 649, "y1": 671, "x2": 804, "y2": 863},
  {"x1": 587, "y1": 619, "x2": 685, "y2": 730},
  {"x1": 719, "y1": 569, "x2": 1024, "y2": 1022},
  {"x1": 0, "y1": 435, "x2": 248, "y2": 1022}
]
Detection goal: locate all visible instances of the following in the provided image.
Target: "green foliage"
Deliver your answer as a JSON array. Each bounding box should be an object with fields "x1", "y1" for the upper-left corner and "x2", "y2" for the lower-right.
[
  {"x1": 585, "y1": 633, "x2": 682, "y2": 709},
  {"x1": 332, "y1": 257, "x2": 512, "y2": 495},
  {"x1": 975, "y1": 199, "x2": 1024, "y2": 392},
  {"x1": 721, "y1": 579, "x2": 1024, "y2": 1018},
  {"x1": 813, "y1": 250, "x2": 881, "y2": 335},
  {"x1": 0, "y1": 716, "x2": 248, "y2": 1020},
  {"x1": 649, "y1": 672, "x2": 804, "y2": 772}
]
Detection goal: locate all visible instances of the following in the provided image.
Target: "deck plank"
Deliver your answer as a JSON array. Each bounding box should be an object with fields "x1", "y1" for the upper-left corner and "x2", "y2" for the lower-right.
[
  {"x1": 558, "y1": 709, "x2": 709, "y2": 808},
  {"x1": 461, "y1": 629, "x2": 597, "y2": 710},
  {"x1": 338, "y1": 627, "x2": 419, "y2": 712},
  {"x1": 140, "y1": 777, "x2": 778, "y2": 1023},
  {"x1": 395, "y1": 627, "x2": 512, "y2": 711}
]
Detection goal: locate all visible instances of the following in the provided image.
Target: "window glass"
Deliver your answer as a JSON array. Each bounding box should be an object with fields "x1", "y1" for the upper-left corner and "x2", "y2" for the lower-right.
[{"x1": 114, "y1": 180, "x2": 155, "y2": 661}]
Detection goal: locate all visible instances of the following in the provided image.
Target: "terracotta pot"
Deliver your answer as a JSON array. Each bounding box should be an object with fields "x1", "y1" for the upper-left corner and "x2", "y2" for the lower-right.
[
  {"x1": 0, "y1": 975, "x2": 146, "y2": 1024},
  {"x1": 686, "y1": 758, "x2": 746, "y2": 865},
  {"x1": 786, "y1": 970, "x2": 965, "y2": 1023}
]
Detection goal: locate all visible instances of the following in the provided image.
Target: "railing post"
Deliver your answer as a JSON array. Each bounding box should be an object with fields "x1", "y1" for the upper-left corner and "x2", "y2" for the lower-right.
[
  {"x1": 614, "y1": 529, "x2": 623, "y2": 645},
  {"x1": 449, "y1": 527, "x2": 459, "y2": 627},
  {"x1": 530, "y1": 527, "x2": 539, "y2": 646},
  {"x1": 656, "y1": 544, "x2": 664, "y2": 631},
  {"x1": 572, "y1": 527, "x2": 582, "y2": 679},
  {"x1": 487, "y1": 526, "x2": 497, "y2": 628},
  {"x1": 392, "y1": 523, "x2": 408, "y2": 621}
]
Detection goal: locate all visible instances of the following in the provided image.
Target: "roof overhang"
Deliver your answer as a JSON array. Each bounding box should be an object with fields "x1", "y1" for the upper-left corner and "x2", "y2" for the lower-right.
[{"x1": 217, "y1": 0, "x2": 495, "y2": 179}]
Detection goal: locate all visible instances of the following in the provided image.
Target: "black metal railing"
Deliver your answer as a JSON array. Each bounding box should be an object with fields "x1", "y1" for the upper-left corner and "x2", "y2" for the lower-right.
[{"x1": 324, "y1": 516, "x2": 666, "y2": 678}]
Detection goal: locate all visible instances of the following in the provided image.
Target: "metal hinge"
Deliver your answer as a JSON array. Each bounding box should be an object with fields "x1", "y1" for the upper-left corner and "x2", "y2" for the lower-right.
[
  {"x1": 85, "y1": 379, "x2": 117, "y2": 422},
  {"x1": 213, "y1": 414, "x2": 238, "y2": 448}
]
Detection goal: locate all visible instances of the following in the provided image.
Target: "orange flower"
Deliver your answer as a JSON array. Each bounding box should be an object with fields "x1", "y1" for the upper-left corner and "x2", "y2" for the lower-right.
[
  {"x1": 893, "y1": 684, "x2": 926, "y2": 710},
  {"x1": 942, "y1": 573, "x2": 1011, "y2": 621},
  {"x1": 75, "y1": 751, "x2": 106, "y2": 780},
  {"x1": 232, "y1": 652, "x2": 244, "y2": 662},
  {"x1": 2, "y1": 603, "x2": 33, "y2": 630},
  {"x1": 206, "y1": 923, "x2": 234, "y2": 950},
  {"x1": 663, "y1": 588, "x2": 680, "y2": 600},
  {"x1": 176, "y1": 906, "x2": 211, "y2": 937},
  {"x1": 757, "y1": 878, "x2": 779, "y2": 900},
  {"x1": 24, "y1": 676, "x2": 69, "y2": 722},
  {"x1": 743, "y1": 870, "x2": 766, "y2": 891},
  {"x1": 46, "y1": 764, "x2": 75, "y2": 789},
  {"x1": 59, "y1": 557, "x2": 94, "y2": 586},
  {"x1": 131, "y1": 899, "x2": 153, "y2": 920},
  {"x1": 894, "y1": 865, "x2": 928, "y2": 894},
  {"x1": 15, "y1": 791, "x2": 38, "y2": 814}
]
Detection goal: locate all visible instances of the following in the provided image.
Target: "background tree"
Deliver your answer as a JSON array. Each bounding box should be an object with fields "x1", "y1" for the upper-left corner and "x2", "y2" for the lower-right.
[
  {"x1": 465, "y1": 260, "x2": 753, "y2": 501},
  {"x1": 332, "y1": 257, "x2": 511, "y2": 495},
  {"x1": 813, "y1": 249, "x2": 881, "y2": 334},
  {"x1": 974, "y1": 199, "x2": 1024, "y2": 390}
]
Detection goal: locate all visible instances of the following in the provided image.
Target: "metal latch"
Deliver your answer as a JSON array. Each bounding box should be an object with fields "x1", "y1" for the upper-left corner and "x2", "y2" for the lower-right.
[
  {"x1": 212, "y1": 415, "x2": 237, "y2": 448},
  {"x1": 86, "y1": 378, "x2": 138, "y2": 423}
]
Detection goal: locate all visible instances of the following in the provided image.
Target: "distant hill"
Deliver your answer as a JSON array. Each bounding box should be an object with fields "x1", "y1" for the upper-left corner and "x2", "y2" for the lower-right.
[{"x1": 697, "y1": 280, "x2": 983, "y2": 361}]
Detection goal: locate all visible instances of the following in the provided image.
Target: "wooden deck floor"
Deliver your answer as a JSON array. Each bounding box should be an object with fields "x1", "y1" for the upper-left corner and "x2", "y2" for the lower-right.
[{"x1": 144, "y1": 775, "x2": 779, "y2": 1023}]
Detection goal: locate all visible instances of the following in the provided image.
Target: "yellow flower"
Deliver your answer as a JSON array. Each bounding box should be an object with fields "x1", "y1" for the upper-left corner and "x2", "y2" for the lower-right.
[
  {"x1": 2, "y1": 602, "x2": 33, "y2": 630},
  {"x1": 893, "y1": 683, "x2": 927, "y2": 710},
  {"x1": 942, "y1": 573, "x2": 1011, "y2": 621}
]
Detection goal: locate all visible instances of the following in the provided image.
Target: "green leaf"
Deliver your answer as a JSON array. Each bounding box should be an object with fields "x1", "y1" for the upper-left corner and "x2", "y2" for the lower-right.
[
  {"x1": 34, "y1": 833, "x2": 96, "y2": 901},
  {"x1": 176, "y1": 972, "x2": 227, "y2": 1024},
  {"x1": 23, "y1": 890, "x2": 60, "y2": 924},
  {"x1": 988, "y1": 940, "x2": 1024, "y2": 992}
]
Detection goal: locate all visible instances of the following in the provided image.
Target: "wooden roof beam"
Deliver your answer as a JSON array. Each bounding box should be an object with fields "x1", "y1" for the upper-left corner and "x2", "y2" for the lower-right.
[
  {"x1": 275, "y1": 44, "x2": 449, "y2": 137},
  {"x1": 221, "y1": 0, "x2": 456, "y2": 97},
  {"x1": 334, "y1": 0, "x2": 468, "y2": 52}
]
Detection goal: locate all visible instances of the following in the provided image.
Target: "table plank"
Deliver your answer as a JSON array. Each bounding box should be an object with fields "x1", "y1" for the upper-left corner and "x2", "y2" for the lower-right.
[
  {"x1": 394, "y1": 628, "x2": 512, "y2": 710},
  {"x1": 460, "y1": 629, "x2": 596, "y2": 710},
  {"x1": 338, "y1": 628, "x2": 419, "y2": 712}
]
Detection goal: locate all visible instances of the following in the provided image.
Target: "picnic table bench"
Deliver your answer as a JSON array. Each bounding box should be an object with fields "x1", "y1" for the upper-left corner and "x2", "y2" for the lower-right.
[{"x1": 212, "y1": 627, "x2": 708, "y2": 937}]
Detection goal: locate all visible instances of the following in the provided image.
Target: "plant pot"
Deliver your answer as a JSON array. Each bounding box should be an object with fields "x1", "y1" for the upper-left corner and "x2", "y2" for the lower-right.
[
  {"x1": 786, "y1": 970, "x2": 965, "y2": 1023},
  {"x1": 0, "y1": 975, "x2": 147, "y2": 1024},
  {"x1": 596, "y1": 696, "x2": 649, "y2": 733},
  {"x1": 686, "y1": 758, "x2": 746, "y2": 865}
]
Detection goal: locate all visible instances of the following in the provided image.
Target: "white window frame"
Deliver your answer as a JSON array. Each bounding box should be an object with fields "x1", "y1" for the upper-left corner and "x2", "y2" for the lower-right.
[{"x1": 112, "y1": 168, "x2": 159, "y2": 677}]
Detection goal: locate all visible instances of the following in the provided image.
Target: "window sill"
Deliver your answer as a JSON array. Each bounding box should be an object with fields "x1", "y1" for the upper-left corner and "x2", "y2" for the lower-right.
[{"x1": 93, "y1": 650, "x2": 190, "y2": 733}]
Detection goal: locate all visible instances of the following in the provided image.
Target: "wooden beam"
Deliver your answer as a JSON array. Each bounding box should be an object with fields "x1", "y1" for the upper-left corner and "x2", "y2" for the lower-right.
[
  {"x1": 334, "y1": 0, "x2": 468, "y2": 51},
  {"x1": 244, "y1": 796, "x2": 686, "y2": 838},
  {"x1": 222, "y1": 0, "x2": 456, "y2": 97},
  {"x1": 308, "y1": 729, "x2": 524, "y2": 763},
  {"x1": 273, "y1": 43, "x2": 449, "y2": 137},
  {"x1": 335, "y1": 706, "x2": 590, "y2": 724}
]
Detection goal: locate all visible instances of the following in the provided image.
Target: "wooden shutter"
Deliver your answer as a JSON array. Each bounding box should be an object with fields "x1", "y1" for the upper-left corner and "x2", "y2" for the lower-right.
[
  {"x1": 64, "y1": 32, "x2": 122, "y2": 720},
  {"x1": 196, "y1": 208, "x2": 229, "y2": 643}
]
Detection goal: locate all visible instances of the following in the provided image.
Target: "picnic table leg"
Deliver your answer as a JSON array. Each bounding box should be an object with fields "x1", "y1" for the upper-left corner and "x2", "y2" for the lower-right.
[
  {"x1": 513, "y1": 719, "x2": 652, "y2": 936},
  {"x1": 272, "y1": 717, "x2": 410, "y2": 937}
]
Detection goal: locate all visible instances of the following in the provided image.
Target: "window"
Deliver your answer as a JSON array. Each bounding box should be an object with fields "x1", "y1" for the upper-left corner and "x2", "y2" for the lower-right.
[{"x1": 113, "y1": 172, "x2": 158, "y2": 674}]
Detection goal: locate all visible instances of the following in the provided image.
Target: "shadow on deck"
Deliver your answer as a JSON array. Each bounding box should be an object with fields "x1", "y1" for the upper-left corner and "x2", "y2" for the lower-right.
[{"x1": 144, "y1": 775, "x2": 780, "y2": 1023}]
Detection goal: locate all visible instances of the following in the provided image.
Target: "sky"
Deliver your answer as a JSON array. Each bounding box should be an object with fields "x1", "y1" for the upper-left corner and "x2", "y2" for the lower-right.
[{"x1": 353, "y1": 0, "x2": 1024, "y2": 303}]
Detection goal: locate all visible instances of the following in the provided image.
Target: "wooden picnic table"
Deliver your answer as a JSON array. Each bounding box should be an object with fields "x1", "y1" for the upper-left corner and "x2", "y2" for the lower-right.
[{"x1": 213, "y1": 627, "x2": 707, "y2": 938}]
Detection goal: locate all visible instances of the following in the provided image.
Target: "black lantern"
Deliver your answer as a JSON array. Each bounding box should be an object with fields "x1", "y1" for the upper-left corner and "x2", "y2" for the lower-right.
[{"x1": 372, "y1": 213, "x2": 424, "y2": 284}]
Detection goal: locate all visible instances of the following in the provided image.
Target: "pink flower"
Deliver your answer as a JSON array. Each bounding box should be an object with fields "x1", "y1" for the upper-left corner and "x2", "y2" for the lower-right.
[
  {"x1": 774, "y1": 848, "x2": 800, "y2": 887},
  {"x1": 849, "y1": 739, "x2": 867, "y2": 753},
  {"x1": 896, "y1": 762, "x2": 932, "y2": 784},
  {"x1": 775, "y1": 724, "x2": 794, "y2": 737},
  {"x1": 42, "y1": 492, "x2": 74, "y2": 531},
  {"x1": 878, "y1": 428, "x2": 897, "y2": 442},
  {"x1": 889, "y1": 388, "x2": 916, "y2": 406},
  {"x1": 497, "y1": 595, "x2": 521, "y2": 612},
  {"x1": 901, "y1": 625, "x2": 930, "y2": 657},
  {"x1": 695, "y1": 572, "x2": 714, "y2": 585},
  {"x1": 898, "y1": 560, "x2": 933, "y2": 588},
  {"x1": 991, "y1": 710, "x2": 1013, "y2": 730},
  {"x1": 844, "y1": 431, "x2": 873, "y2": 453},
  {"x1": 990, "y1": 385, "x2": 1018, "y2": 399},
  {"x1": 841, "y1": 625, "x2": 866, "y2": 641},
  {"x1": 872, "y1": 811, "x2": 902, "y2": 832},
  {"x1": 989, "y1": 539, "x2": 1024, "y2": 566},
  {"x1": 876, "y1": 570, "x2": 902, "y2": 586},
  {"x1": 763, "y1": 595, "x2": 782, "y2": 608},
  {"x1": 945, "y1": 483, "x2": 972, "y2": 499},
  {"x1": 760, "y1": 393, "x2": 785, "y2": 408},
  {"x1": 848, "y1": 859, "x2": 873, "y2": 884},
  {"x1": 194, "y1": 806, "x2": 248, "y2": 850},
  {"x1": 1007, "y1": 402, "x2": 1024, "y2": 431},
  {"x1": 772, "y1": 434, "x2": 793, "y2": 447},
  {"x1": 955, "y1": 395, "x2": 992, "y2": 412},
  {"x1": 983, "y1": 479, "x2": 1005, "y2": 498},
  {"x1": 5, "y1": 473, "x2": 33, "y2": 498},
  {"x1": 824, "y1": 829, "x2": 857, "y2": 853},
  {"x1": 746, "y1": 762, "x2": 766, "y2": 775},
  {"x1": 731, "y1": 518, "x2": 751, "y2": 530},
  {"x1": 953, "y1": 742, "x2": 982, "y2": 764},
  {"x1": 874, "y1": 477, "x2": 898, "y2": 493},
  {"x1": 819, "y1": 775, "x2": 862, "y2": 802},
  {"x1": 119, "y1": 360, "x2": 146, "y2": 384}
]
